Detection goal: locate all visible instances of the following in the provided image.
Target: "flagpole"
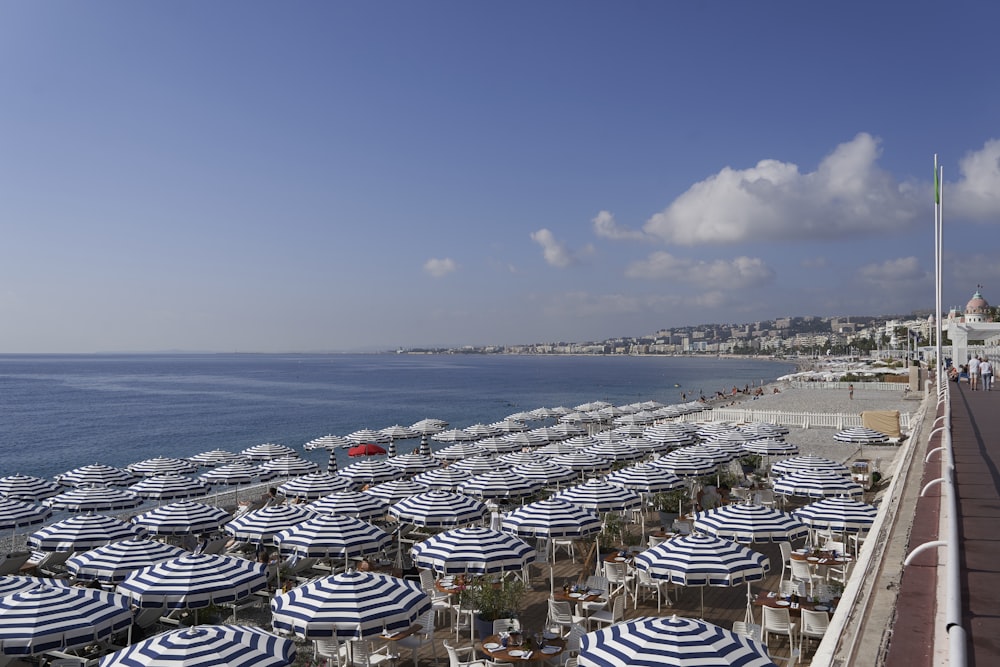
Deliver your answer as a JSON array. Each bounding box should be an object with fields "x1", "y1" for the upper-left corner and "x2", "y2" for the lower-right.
[{"x1": 934, "y1": 155, "x2": 943, "y2": 390}]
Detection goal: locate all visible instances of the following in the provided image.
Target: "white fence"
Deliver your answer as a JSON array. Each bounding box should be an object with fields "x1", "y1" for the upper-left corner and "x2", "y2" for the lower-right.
[
  {"x1": 678, "y1": 407, "x2": 912, "y2": 432},
  {"x1": 788, "y1": 380, "x2": 908, "y2": 391}
]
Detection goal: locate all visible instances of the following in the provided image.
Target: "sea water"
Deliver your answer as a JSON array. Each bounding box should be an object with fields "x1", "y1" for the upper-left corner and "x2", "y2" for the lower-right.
[{"x1": 0, "y1": 353, "x2": 793, "y2": 480}]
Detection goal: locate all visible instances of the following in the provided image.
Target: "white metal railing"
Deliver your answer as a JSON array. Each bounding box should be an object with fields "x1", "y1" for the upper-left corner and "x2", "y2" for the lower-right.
[
  {"x1": 903, "y1": 372, "x2": 966, "y2": 664},
  {"x1": 789, "y1": 380, "x2": 909, "y2": 392},
  {"x1": 678, "y1": 408, "x2": 912, "y2": 432}
]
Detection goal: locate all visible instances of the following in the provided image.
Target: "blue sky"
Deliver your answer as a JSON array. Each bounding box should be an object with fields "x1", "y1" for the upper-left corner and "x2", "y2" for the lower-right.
[{"x1": 2, "y1": 1, "x2": 999, "y2": 353}]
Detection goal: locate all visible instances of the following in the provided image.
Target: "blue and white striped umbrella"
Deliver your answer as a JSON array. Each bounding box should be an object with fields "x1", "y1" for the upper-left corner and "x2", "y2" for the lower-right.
[
  {"x1": 389, "y1": 490, "x2": 488, "y2": 528},
  {"x1": 792, "y1": 497, "x2": 878, "y2": 534},
  {"x1": 507, "y1": 461, "x2": 577, "y2": 485},
  {"x1": 490, "y1": 419, "x2": 530, "y2": 433},
  {"x1": 410, "y1": 418, "x2": 448, "y2": 436},
  {"x1": 385, "y1": 454, "x2": 441, "y2": 475},
  {"x1": 0, "y1": 576, "x2": 70, "y2": 597},
  {"x1": 553, "y1": 479, "x2": 642, "y2": 513},
  {"x1": 642, "y1": 425, "x2": 697, "y2": 448},
  {"x1": 770, "y1": 456, "x2": 850, "y2": 478},
  {"x1": 739, "y1": 422, "x2": 790, "y2": 438},
  {"x1": 278, "y1": 472, "x2": 353, "y2": 500},
  {"x1": 0, "y1": 499, "x2": 51, "y2": 531},
  {"x1": 363, "y1": 479, "x2": 430, "y2": 503},
  {"x1": 55, "y1": 464, "x2": 137, "y2": 488},
  {"x1": 199, "y1": 462, "x2": 277, "y2": 486},
  {"x1": 500, "y1": 429, "x2": 552, "y2": 451},
  {"x1": 579, "y1": 614, "x2": 773, "y2": 667},
  {"x1": 474, "y1": 437, "x2": 523, "y2": 454},
  {"x1": 307, "y1": 491, "x2": 389, "y2": 521},
  {"x1": 188, "y1": 450, "x2": 246, "y2": 467},
  {"x1": 500, "y1": 499, "x2": 602, "y2": 540},
  {"x1": 128, "y1": 457, "x2": 199, "y2": 477},
  {"x1": 241, "y1": 443, "x2": 297, "y2": 461},
  {"x1": 773, "y1": 470, "x2": 864, "y2": 499},
  {"x1": 412, "y1": 467, "x2": 473, "y2": 492},
  {"x1": 676, "y1": 445, "x2": 737, "y2": 465},
  {"x1": 431, "y1": 429, "x2": 480, "y2": 446},
  {"x1": 0, "y1": 475, "x2": 62, "y2": 502},
  {"x1": 128, "y1": 475, "x2": 211, "y2": 502},
  {"x1": 410, "y1": 526, "x2": 535, "y2": 575},
  {"x1": 527, "y1": 426, "x2": 569, "y2": 442},
  {"x1": 534, "y1": 442, "x2": 580, "y2": 457},
  {"x1": 564, "y1": 435, "x2": 603, "y2": 449},
  {"x1": 741, "y1": 439, "x2": 799, "y2": 456},
  {"x1": 834, "y1": 427, "x2": 890, "y2": 444},
  {"x1": 275, "y1": 514, "x2": 391, "y2": 561},
  {"x1": 552, "y1": 422, "x2": 588, "y2": 438},
  {"x1": 549, "y1": 451, "x2": 614, "y2": 474},
  {"x1": 131, "y1": 501, "x2": 232, "y2": 536},
  {"x1": 346, "y1": 429, "x2": 391, "y2": 445},
  {"x1": 100, "y1": 624, "x2": 296, "y2": 667},
  {"x1": 496, "y1": 452, "x2": 537, "y2": 468},
  {"x1": 634, "y1": 534, "x2": 770, "y2": 587},
  {"x1": 303, "y1": 435, "x2": 354, "y2": 452},
  {"x1": 0, "y1": 585, "x2": 133, "y2": 656},
  {"x1": 605, "y1": 464, "x2": 685, "y2": 494},
  {"x1": 66, "y1": 539, "x2": 188, "y2": 584},
  {"x1": 432, "y1": 442, "x2": 487, "y2": 461},
  {"x1": 117, "y1": 554, "x2": 267, "y2": 610},
  {"x1": 271, "y1": 570, "x2": 430, "y2": 639},
  {"x1": 693, "y1": 504, "x2": 808, "y2": 543},
  {"x1": 261, "y1": 456, "x2": 320, "y2": 477},
  {"x1": 43, "y1": 485, "x2": 143, "y2": 513},
  {"x1": 338, "y1": 460, "x2": 401, "y2": 486},
  {"x1": 28, "y1": 514, "x2": 146, "y2": 552},
  {"x1": 633, "y1": 533, "x2": 770, "y2": 618},
  {"x1": 224, "y1": 505, "x2": 318, "y2": 545},
  {"x1": 451, "y1": 455, "x2": 507, "y2": 475},
  {"x1": 464, "y1": 423, "x2": 501, "y2": 439},
  {"x1": 649, "y1": 451, "x2": 718, "y2": 478},
  {"x1": 457, "y1": 471, "x2": 544, "y2": 501}
]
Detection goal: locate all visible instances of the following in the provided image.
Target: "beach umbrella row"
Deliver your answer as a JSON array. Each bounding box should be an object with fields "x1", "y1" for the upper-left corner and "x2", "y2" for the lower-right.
[{"x1": 101, "y1": 625, "x2": 296, "y2": 667}]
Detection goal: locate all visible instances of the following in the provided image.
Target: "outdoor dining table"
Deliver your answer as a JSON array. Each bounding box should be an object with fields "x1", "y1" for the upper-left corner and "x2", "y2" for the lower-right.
[
  {"x1": 480, "y1": 633, "x2": 565, "y2": 663},
  {"x1": 790, "y1": 549, "x2": 853, "y2": 568},
  {"x1": 753, "y1": 590, "x2": 838, "y2": 617}
]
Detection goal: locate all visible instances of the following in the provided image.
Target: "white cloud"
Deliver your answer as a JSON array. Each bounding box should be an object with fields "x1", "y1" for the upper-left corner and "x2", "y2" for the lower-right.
[
  {"x1": 423, "y1": 257, "x2": 458, "y2": 278},
  {"x1": 592, "y1": 210, "x2": 647, "y2": 241},
  {"x1": 530, "y1": 229, "x2": 594, "y2": 268},
  {"x1": 857, "y1": 256, "x2": 925, "y2": 285},
  {"x1": 642, "y1": 133, "x2": 922, "y2": 245},
  {"x1": 625, "y1": 252, "x2": 775, "y2": 289},
  {"x1": 951, "y1": 139, "x2": 1000, "y2": 220}
]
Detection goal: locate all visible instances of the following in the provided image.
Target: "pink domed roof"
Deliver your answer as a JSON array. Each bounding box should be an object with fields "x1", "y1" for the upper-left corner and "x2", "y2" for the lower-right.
[{"x1": 966, "y1": 290, "x2": 990, "y2": 314}]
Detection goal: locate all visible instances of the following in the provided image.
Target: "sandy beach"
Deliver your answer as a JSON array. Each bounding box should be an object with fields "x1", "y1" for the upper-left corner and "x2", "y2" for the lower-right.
[{"x1": 695, "y1": 379, "x2": 921, "y2": 479}]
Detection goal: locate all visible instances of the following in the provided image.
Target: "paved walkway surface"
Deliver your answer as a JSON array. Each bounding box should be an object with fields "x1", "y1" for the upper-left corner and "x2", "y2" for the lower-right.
[{"x1": 889, "y1": 381, "x2": 1000, "y2": 667}]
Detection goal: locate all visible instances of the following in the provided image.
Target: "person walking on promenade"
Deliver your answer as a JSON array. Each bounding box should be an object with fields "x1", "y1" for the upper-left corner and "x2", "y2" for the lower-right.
[
  {"x1": 969, "y1": 355, "x2": 981, "y2": 391},
  {"x1": 981, "y1": 357, "x2": 993, "y2": 391},
  {"x1": 848, "y1": 383, "x2": 854, "y2": 400}
]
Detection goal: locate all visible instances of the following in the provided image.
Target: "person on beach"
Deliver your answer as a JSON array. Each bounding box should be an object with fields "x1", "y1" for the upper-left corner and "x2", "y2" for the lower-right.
[
  {"x1": 848, "y1": 383, "x2": 854, "y2": 400},
  {"x1": 969, "y1": 356, "x2": 980, "y2": 390},
  {"x1": 981, "y1": 357, "x2": 993, "y2": 391}
]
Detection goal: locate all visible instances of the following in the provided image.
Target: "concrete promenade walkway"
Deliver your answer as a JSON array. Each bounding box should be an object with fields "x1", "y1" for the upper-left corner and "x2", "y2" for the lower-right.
[{"x1": 887, "y1": 381, "x2": 1000, "y2": 667}]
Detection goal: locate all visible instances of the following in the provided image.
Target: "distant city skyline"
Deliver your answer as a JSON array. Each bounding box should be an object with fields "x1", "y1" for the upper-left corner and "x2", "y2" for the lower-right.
[{"x1": 3, "y1": 3, "x2": 999, "y2": 353}]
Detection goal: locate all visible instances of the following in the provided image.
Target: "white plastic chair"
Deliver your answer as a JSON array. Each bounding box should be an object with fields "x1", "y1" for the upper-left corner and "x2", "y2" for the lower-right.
[
  {"x1": 395, "y1": 609, "x2": 437, "y2": 666},
  {"x1": 778, "y1": 541, "x2": 793, "y2": 582},
  {"x1": 443, "y1": 640, "x2": 491, "y2": 667},
  {"x1": 603, "y1": 561, "x2": 634, "y2": 604},
  {"x1": 789, "y1": 559, "x2": 820, "y2": 598},
  {"x1": 799, "y1": 608, "x2": 830, "y2": 657},
  {"x1": 586, "y1": 595, "x2": 625, "y2": 631},
  {"x1": 634, "y1": 568, "x2": 669, "y2": 611},
  {"x1": 761, "y1": 605, "x2": 798, "y2": 652},
  {"x1": 546, "y1": 599, "x2": 585, "y2": 637}
]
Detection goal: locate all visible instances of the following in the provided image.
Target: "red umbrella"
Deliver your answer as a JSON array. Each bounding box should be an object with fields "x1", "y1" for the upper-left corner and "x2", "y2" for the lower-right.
[{"x1": 348, "y1": 443, "x2": 387, "y2": 457}]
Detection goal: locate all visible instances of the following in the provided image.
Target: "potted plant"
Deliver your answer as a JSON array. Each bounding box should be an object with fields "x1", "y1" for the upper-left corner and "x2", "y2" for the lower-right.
[
  {"x1": 461, "y1": 576, "x2": 526, "y2": 640},
  {"x1": 651, "y1": 489, "x2": 688, "y2": 530}
]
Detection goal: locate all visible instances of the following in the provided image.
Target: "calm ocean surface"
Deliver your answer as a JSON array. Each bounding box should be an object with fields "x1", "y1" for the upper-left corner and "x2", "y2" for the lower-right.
[{"x1": 0, "y1": 354, "x2": 793, "y2": 481}]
